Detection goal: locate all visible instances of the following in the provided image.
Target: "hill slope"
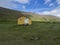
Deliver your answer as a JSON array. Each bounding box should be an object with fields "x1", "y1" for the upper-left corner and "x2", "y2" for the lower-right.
[
  {"x1": 0, "y1": 7, "x2": 60, "y2": 22},
  {"x1": 24, "y1": 13, "x2": 60, "y2": 22}
]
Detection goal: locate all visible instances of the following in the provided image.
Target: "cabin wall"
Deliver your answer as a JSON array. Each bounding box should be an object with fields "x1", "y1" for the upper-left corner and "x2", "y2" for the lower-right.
[
  {"x1": 18, "y1": 16, "x2": 25, "y2": 25},
  {"x1": 29, "y1": 19, "x2": 32, "y2": 25}
]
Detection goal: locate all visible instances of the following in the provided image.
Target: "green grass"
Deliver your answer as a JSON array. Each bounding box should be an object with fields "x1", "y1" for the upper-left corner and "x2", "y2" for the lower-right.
[{"x1": 0, "y1": 22, "x2": 60, "y2": 45}]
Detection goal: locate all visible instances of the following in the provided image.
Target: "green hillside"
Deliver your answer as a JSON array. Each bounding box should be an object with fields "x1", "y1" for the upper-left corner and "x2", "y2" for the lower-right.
[
  {"x1": 0, "y1": 7, "x2": 60, "y2": 23},
  {"x1": 0, "y1": 7, "x2": 24, "y2": 22},
  {"x1": 24, "y1": 13, "x2": 60, "y2": 22}
]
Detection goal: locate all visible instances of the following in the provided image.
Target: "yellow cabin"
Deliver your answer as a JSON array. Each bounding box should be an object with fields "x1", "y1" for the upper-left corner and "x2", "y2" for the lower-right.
[{"x1": 18, "y1": 16, "x2": 32, "y2": 25}]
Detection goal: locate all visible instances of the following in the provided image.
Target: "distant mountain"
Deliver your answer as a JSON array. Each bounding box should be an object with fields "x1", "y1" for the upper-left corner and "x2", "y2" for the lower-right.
[{"x1": 0, "y1": 7, "x2": 60, "y2": 22}]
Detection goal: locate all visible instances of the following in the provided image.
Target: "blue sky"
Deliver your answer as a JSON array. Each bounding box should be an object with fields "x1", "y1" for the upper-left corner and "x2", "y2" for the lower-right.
[{"x1": 0, "y1": 0, "x2": 60, "y2": 17}]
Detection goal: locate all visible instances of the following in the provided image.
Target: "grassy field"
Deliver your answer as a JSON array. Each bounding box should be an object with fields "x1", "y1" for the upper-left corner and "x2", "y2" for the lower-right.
[{"x1": 0, "y1": 22, "x2": 60, "y2": 45}]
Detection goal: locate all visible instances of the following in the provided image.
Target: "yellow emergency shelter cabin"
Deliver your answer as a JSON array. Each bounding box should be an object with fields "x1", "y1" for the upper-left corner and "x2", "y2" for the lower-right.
[{"x1": 18, "y1": 15, "x2": 32, "y2": 25}]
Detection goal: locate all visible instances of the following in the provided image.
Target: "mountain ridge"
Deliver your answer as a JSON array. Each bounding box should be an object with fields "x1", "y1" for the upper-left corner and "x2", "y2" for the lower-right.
[{"x1": 0, "y1": 7, "x2": 60, "y2": 22}]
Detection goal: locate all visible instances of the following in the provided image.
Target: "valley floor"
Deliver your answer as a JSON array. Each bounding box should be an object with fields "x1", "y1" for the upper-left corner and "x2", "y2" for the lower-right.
[{"x1": 0, "y1": 22, "x2": 60, "y2": 45}]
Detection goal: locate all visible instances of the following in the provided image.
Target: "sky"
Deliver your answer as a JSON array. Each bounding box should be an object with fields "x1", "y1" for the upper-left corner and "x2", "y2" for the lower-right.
[{"x1": 0, "y1": 0, "x2": 60, "y2": 17}]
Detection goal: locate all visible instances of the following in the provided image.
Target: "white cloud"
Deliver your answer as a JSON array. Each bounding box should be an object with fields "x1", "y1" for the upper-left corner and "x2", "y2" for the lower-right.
[
  {"x1": 22, "y1": 5, "x2": 26, "y2": 9},
  {"x1": 0, "y1": 0, "x2": 18, "y2": 9},
  {"x1": 15, "y1": 0, "x2": 29, "y2": 4},
  {"x1": 0, "y1": 0, "x2": 29, "y2": 9},
  {"x1": 38, "y1": 9, "x2": 60, "y2": 18},
  {"x1": 49, "y1": 3, "x2": 54, "y2": 7},
  {"x1": 44, "y1": 0, "x2": 51, "y2": 4},
  {"x1": 38, "y1": 5, "x2": 60, "y2": 17},
  {"x1": 56, "y1": 0, "x2": 60, "y2": 4},
  {"x1": 0, "y1": 0, "x2": 12, "y2": 7}
]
